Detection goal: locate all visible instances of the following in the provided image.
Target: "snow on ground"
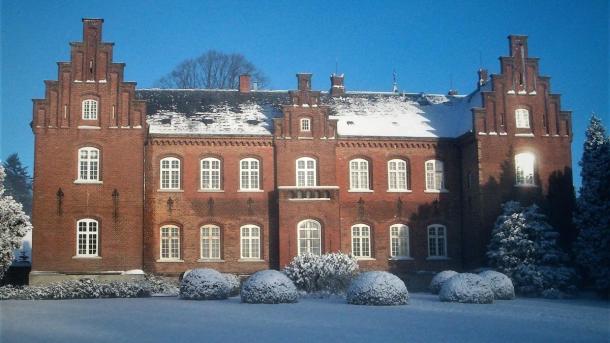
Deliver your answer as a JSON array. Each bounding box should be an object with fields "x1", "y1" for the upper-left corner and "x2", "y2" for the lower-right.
[{"x1": 1, "y1": 293, "x2": 608, "y2": 343}]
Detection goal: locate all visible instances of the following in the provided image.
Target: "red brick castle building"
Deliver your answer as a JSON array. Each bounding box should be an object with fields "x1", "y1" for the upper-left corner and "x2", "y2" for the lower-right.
[{"x1": 30, "y1": 19, "x2": 573, "y2": 283}]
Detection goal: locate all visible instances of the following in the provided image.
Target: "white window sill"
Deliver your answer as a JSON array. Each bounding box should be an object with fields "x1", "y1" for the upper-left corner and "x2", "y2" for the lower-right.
[
  {"x1": 514, "y1": 183, "x2": 538, "y2": 188},
  {"x1": 74, "y1": 180, "x2": 103, "y2": 184},
  {"x1": 515, "y1": 133, "x2": 535, "y2": 137},
  {"x1": 426, "y1": 256, "x2": 449, "y2": 261},
  {"x1": 77, "y1": 125, "x2": 101, "y2": 129},
  {"x1": 355, "y1": 257, "x2": 376, "y2": 261},
  {"x1": 424, "y1": 189, "x2": 449, "y2": 193},
  {"x1": 156, "y1": 259, "x2": 184, "y2": 263},
  {"x1": 237, "y1": 189, "x2": 264, "y2": 193},
  {"x1": 197, "y1": 259, "x2": 225, "y2": 263},
  {"x1": 72, "y1": 256, "x2": 101, "y2": 259},
  {"x1": 348, "y1": 189, "x2": 373, "y2": 193},
  {"x1": 157, "y1": 189, "x2": 184, "y2": 193},
  {"x1": 238, "y1": 259, "x2": 265, "y2": 262},
  {"x1": 278, "y1": 186, "x2": 339, "y2": 190},
  {"x1": 387, "y1": 189, "x2": 412, "y2": 193},
  {"x1": 297, "y1": 136, "x2": 314, "y2": 140},
  {"x1": 197, "y1": 189, "x2": 224, "y2": 193},
  {"x1": 389, "y1": 257, "x2": 414, "y2": 261}
]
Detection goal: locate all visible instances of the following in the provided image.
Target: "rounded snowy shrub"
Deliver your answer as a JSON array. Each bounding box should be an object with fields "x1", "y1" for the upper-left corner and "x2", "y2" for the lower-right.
[
  {"x1": 439, "y1": 273, "x2": 494, "y2": 304},
  {"x1": 429, "y1": 270, "x2": 458, "y2": 294},
  {"x1": 283, "y1": 252, "x2": 359, "y2": 294},
  {"x1": 223, "y1": 273, "x2": 241, "y2": 296},
  {"x1": 347, "y1": 271, "x2": 408, "y2": 306},
  {"x1": 241, "y1": 270, "x2": 298, "y2": 304},
  {"x1": 179, "y1": 268, "x2": 230, "y2": 300},
  {"x1": 479, "y1": 270, "x2": 515, "y2": 300}
]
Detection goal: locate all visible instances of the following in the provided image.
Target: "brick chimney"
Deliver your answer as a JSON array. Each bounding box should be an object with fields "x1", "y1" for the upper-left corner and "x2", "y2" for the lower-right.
[
  {"x1": 297, "y1": 73, "x2": 312, "y2": 91},
  {"x1": 82, "y1": 18, "x2": 103, "y2": 44},
  {"x1": 330, "y1": 74, "x2": 345, "y2": 96},
  {"x1": 478, "y1": 68, "x2": 488, "y2": 88},
  {"x1": 239, "y1": 74, "x2": 251, "y2": 93},
  {"x1": 508, "y1": 35, "x2": 528, "y2": 58}
]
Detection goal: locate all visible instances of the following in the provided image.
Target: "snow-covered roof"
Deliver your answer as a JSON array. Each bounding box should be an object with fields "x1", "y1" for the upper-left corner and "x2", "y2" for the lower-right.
[{"x1": 137, "y1": 85, "x2": 487, "y2": 138}]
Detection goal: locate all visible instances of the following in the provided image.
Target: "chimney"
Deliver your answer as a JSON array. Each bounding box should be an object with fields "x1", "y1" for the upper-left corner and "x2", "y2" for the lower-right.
[
  {"x1": 239, "y1": 74, "x2": 251, "y2": 93},
  {"x1": 297, "y1": 73, "x2": 312, "y2": 91},
  {"x1": 82, "y1": 18, "x2": 103, "y2": 44},
  {"x1": 477, "y1": 68, "x2": 488, "y2": 88},
  {"x1": 508, "y1": 35, "x2": 528, "y2": 58},
  {"x1": 330, "y1": 74, "x2": 345, "y2": 96}
]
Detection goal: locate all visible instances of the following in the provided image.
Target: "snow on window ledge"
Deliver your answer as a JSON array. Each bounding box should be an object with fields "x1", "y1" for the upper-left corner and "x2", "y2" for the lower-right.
[
  {"x1": 157, "y1": 189, "x2": 184, "y2": 193},
  {"x1": 238, "y1": 259, "x2": 265, "y2": 262},
  {"x1": 389, "y1": 256, "x2": 414, "y2": 261},
  {"x1": 197, "y1": 259, "x2": 225, "y2": 263},
  {"x1": 426, "y1": 256, "x2": 449, "y2": 261},
  {"x1": 348, "y1": 189, "x2": 374, "y2": 193},
  {"x1": 514, "y1": 183, "x2": 538, "y2": 188},
  {"x1": 424, "y1": 189, "x2": 449, "y2": 193},
  {"x1": 72, "y1": 256, "x2": 101, "y2": 259},
  {"x1": 387, "y1": 189, "x2": 412, "y2": 193},
  {"x1": 74, "y1": 180, "x2": 103, "y2": 185},
  {"x1": 237, "y1": 189, "x2": 264, "y2": 193},
  {"x1": 355, "y1": 257, "x2": 376, "y2": 261},
  {"x1": 156, "y1": 259, "x2": 184, "y2": 263},
  {"x1": 198, "y1": 189, "x2": 224, "y2": 193}
]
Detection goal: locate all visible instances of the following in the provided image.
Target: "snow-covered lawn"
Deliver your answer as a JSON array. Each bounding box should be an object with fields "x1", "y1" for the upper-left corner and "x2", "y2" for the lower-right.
[{"x1": 1, "y1": 293, "x2": 608, "y2": 343}]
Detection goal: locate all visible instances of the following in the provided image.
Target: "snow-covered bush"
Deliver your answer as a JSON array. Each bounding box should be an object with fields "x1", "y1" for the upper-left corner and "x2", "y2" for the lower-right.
[
  {"x1": 0, "y1": 165, "x2": 32, "y2": 280},
  {"x1": 223, "y1": 273, "x2": 241, "y2": 296},
  {"x1": 479, "y1": 270, "x2": 515, "y2": 300},
  {"x1": 0, "y1": 278, "x2": 150, "y2": 300},
  {"x1": 439, "y1": 273, "x2": 494, "y2": 304},
  {"x1": 283, "y1": 252, "x2": 359, "y2": 294},
  {"x1": 346, "y1": 271, "x2": 408, "y2": 306},
  {"x1": 487, "y1": 201, "x2": 578, "y2": 297},
  {"x1": 179, "y1": 268, "x2": 229, "y2": 300},
  {"x1": 241, "y1": 270, "x2": 298, "y2": 304},
  {"x1": 429, "y1": 270, "x2": 458, "y2": 294}
]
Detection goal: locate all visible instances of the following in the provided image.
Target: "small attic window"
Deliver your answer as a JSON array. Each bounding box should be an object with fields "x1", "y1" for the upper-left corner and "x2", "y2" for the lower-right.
[{"x1": 346, "y1": 121, "x2": 355, "y2": 125}]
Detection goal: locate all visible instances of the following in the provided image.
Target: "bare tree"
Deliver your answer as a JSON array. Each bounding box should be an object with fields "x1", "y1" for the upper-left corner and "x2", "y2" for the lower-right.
[{"x1": 156, "y1": 50, "x2": 268, "y2": 89}]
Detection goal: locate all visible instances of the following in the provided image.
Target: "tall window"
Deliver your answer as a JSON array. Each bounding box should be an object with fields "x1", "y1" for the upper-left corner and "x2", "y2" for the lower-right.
[
  {"x1": 160, "y1": 226, "x2": 180, "y2": 260},
  {"x1": 428, "y1": 224, "x2": 447, "y2": 258},
  {"x1": 240, "y1": 225, "x2": 261, "y2": 259},
  {"x1": 78, "y1": 147, "x2": 100, "y2": 181},
  {"x1": 200, "y1": 225, "x2": 221, "y2": 260},
  {"x1": 296, "y1": 157, "x2": 316, "y2": 187},
  {"x1": 82, "y1": 99, "x2": 98, "y2": 120},
  {"x1": 349, "y1": 159, "x2": 370, "y2": 190},
  {"x1": 240, "y1": 158, "x2": 260, "y2": 190},
  {"x1": 76, "y1": 219, "x2": 98, "y2": 256},
  {"x1": 515, "y1": 152, "x2": 535, "y2": 185},
  {"x1": 515, "y1": 108, "x2": 530, "y2": 128},
  {"x1": 352, "y1": 224, "x2": 371, "y2": 258},
  {"x1": 390, "y1": 224, "x2": 409, "y2": 258},
  {"x1": 300, "y1": 118, "x2": 311, "y2": 131},
  {"x1": 388, "y1": 159, "x2": 408, "y2": 191},
  {"x1": 425, "y1": 160, "x2": 445, "y2": 191},
  {"x1": 160, "y1": 157, "x2": 180, "y2": 190},
  {"x1": 200, "y1": 158, "x2": 221, "y2": 190},
  {"x1": 297, "y1": 220, "x2": 321, "y2": 256}
]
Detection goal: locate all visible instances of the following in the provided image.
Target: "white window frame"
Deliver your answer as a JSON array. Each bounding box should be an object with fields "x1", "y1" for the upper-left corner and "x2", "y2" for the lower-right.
[
  {"x1": 160, "y1": 225, "x2": 180, "y2": 260},
  {"x1": 200, "y1": 225, "x2": 221, "y2": 260},
  {"x1": 390, "y1": 224, "x2": 410, "y2": 258},
  {"x1": 427, "y1": 224, "x2": 447, "y2": 258},
  {"x1": 297, "y1": 220, "x2": 321, "y2": 256},
  {"x1": 515, "y1": 108, "x2": 530, "y2": 129},
  {"x1": 82, "y1": 99, "x2": 98, "y2": 120},
  {"x1": 200, "y1": 158, "x2": 221, "y2": 190},
  {"x1": 77, "y1": 147, "x2": 100, "y2": 182},
  {"x1": 300, "y1": 118, "x2": 311, "y2": 132},
  {"x1": 240, "y1": 225, "x2": 261, "y2": 259},
  {"x1": 351, "y1": 224, "x2": 371, "y2": 258},
  {"x1": 296, "y1": 157, "x2": 317, "y2": 187},
  {"x1": 240, "y1": 158, "x2": 260, "y2": 190},
  {"x1": 160, "y1": 157, "x2": 181, "y2": 190},
  {"x1": 349, "y1": 158, "x2": 370, "y2": 191},
  {"x1": 425, "y1": 160, "x2": 446, "y2": 192},
  {"x1": 515, "y1": 152, "x2": 536, "y2": 186},
  {"x1": 388, "y1": 159, "x2": 409, "y2": 191},
  {"x1": 76, "y1": 219, "x2": 99, "y2": 257}
]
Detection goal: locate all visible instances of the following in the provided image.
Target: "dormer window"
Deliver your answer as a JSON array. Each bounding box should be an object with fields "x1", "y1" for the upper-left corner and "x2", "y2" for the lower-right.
[
  {"x1": 82, "y1": 99, "x2": 98, "y2": 120},
  {"x1": 515, "y1": 108, "x2": 530, "y2": 128},
  {"x1": 300, "y1": 118, "x2": 311, "y2": 132}
]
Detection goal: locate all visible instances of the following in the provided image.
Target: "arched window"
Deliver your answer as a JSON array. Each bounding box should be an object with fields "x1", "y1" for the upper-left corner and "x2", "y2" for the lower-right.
[
  {"x1": 349, "y1": 159, "x2": 370, "y2": 190},
  {"x1": 160, "y1": 225, "x2": 180, "y2": 260},
  {"x1": 515, "y1": 152, "x2": 535, "y2": 186},
  {"x1": 160, "y1": 157, "x2": 180, "y2": 190},
  {"x1": 78, "y1": 147, "x2": 100, "y2": 181},
  {"x1": 82, "y1": 99, "x2": 98, "y2": 120},
  {"x1": 425, "y1": 160, "x2": 445, "y2": 191},
  {"x1": 351, "y1": 224, "x2": 371, "y2": 258},
  {"x1": 300, "y1": 118, "x2": 311, "y2": 132},
  {"x1": 297, "y1": 220, "x2": 321, "y2": 256},
  {"x1": 388, "y1": 159, "x2": 408, "y2": 191},
  {"x1": 515, "y1": 108, "x2": 530, "y2": 128},
  {"x1": 76, "y1": 219, "x2": 98, "y2": 257},
  {"x1": 390, "y1": 224, "x2": 409, "y2": 258},
  {"x1": 296, "y1": 157, "x2": 316, "y2": 187},
  {"x1": 428, "y1": 224, "x2": 447, "y2": 257},
  {"x1": 200, "y1": 158, "x2": 221, "y2": 190},
  {"x1": 240, "y1": 158, "x2": 260, "y2": 190},
  {"x1": 240, "y1": 225, "x2": 261, "y2": 259},
  {"x1": 200, "y1": 225, "x2": 221, "y2": 260}
]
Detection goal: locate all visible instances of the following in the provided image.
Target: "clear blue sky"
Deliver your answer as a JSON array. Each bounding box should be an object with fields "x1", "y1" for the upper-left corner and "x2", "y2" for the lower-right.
[{"x1": 1, "y1": 0, "x2": 608, "y2": 189}]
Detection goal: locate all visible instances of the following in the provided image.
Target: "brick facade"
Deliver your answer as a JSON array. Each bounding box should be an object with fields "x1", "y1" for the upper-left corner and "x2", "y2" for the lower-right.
[{"x1": 30, "y1": 19, "x2": 573, "y2": 281}]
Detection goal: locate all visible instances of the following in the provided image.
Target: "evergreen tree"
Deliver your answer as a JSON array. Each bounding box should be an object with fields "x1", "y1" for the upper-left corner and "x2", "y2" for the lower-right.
[
  {"x1": 573, "y1": 115, "x2": 610, "y2": 293},
  {"x1": 0, "y1": 165, "x2": 32, "y2": 280},
  {"x1": 487, "y1": 201, "x2": 577, "y2": 297},
  {"x1": 2, "y1": 153, "x2": 32, "y2": 215}
]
